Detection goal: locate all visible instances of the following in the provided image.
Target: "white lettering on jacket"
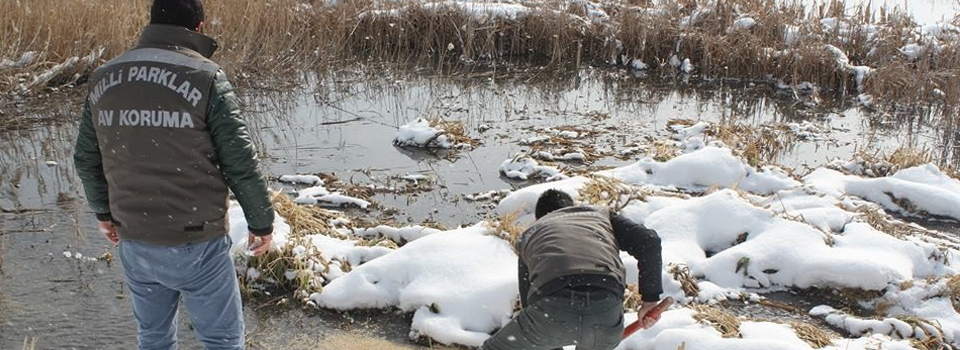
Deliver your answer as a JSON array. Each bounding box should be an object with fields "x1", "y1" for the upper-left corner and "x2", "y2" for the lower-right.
[{"x1": 106, "y1": 109, "x2": 196, "y2": 129}]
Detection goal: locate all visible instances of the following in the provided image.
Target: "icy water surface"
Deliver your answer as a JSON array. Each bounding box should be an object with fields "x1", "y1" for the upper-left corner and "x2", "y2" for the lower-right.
[{"x1": 0, "y1": 67, "x2": 956, "y2": 349}]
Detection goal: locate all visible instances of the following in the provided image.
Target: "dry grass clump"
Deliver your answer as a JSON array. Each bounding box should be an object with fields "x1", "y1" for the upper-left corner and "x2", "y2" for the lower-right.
[
  {"x1": 649, "y1": 140, "x2": 680, "y2": 162},
  {"x1": 271, "y1": 191, "x2": 345, "y2": 238},
  {"x1": 899, "y1": 316, "x2": 948, "y2": 350},
  {"x1": 623, "y1": 284, "x2": 644, "y2": 310},
  {"x1": 668, "y1": 263, "x2": 700, "y2": 298},
  {"x1": 690, "y1": 304, "x2": 741, "y2": 338},
  {"x1": 244, "y1": 235, "x2": 328, "y2": 300},
  {"x1": 580, "y1": 175, "x2": 645, "y2": 211},
  {"x1": 842, "y1": 147, "x2": 935, "y2": 178},
  {"x1": 946, "y1": 275, "x2": 960, "y2": 313},
  {"x1": 789, "y1": 321, "x2": 832, "y2": 349},
  {"x1": 429, "y1": 118, "x2": 482, "y2": 148},
  {"x1": 486, "y1": 210, "x2": 526, "y2": 253},
  {"x1": 707, "y1": 123, "x2": 794, "y2": 166},
  {"x1": 854, "y1": 204, "x2": 931, "y2": 239}
]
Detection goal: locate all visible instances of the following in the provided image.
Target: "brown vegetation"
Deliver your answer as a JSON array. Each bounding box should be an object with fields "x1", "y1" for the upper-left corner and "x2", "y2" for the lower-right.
[
  {"x1": 789, "y1": 322, "x2": 832, "y2": 348},
  {"x1": 2, "y1": 0, "x2": 958, "y2": 116},
  {"x1": 690, "y1": 304, "x2": 741, "y2": 338}
]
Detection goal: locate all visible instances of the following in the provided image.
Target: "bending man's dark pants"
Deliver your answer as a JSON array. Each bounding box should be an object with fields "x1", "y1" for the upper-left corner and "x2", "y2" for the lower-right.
[{"x1": 481, "y1": 287, "x2": 624, "y2": 350}]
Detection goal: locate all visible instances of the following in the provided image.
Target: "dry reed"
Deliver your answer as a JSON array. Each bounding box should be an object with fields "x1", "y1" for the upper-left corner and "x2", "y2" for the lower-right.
[
  {"x1": 842, "y1": 147, "x2": 936, "y2": 178},
  {"x1": 486, "y1": 210, "x2": 525, "y2": 252},
  {"x1": 2, "y1": 0, "x2": 958, "y2": 117},
  {"x1": 580, "y1": 174, "x2": 644, "y2": 211},
  {"x1": 899, "y1": 316, "x2": 947, "y2": 350},
  {"x1": 271, "y1": 191, "x2": 345, "y2": 238},
  {"x1": 707, "y1": 123, "x2": 795, "y2": 166},
  {"x1": 623, "y1": 284, "x2": 644, "y2": 310},
  {"x1": 668, "y1": 263, "x2": 700, "y2": 298},
  {"x1": 429, "y1": 118, "x2": 482, "y2": 148},
  {"x1": 946, "y1": 275, "x2": 960, "y2": 313},
  {"x1": 690, "y1": 304, "x2": 741, "y2": 338},
  {"x1": 20, "y1": 337, "x2": 37, "y2": 350},
  {"x1": 789, "y1": 321, "x2": 832, "y2": 349}
]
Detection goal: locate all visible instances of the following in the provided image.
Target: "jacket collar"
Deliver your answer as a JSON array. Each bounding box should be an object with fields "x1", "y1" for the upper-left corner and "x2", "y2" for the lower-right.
[{"x1": 136, "y1": 24, "x2": 219, "y2": 58}]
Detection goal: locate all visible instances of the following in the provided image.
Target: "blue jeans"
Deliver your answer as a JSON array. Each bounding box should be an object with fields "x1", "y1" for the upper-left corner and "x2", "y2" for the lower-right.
[
  {"x1": 481, "y1": 287, "x2": 624, "y2": 350},
  {"x1": 118, "y1": 235, "x2": 244, "y2": 350}
]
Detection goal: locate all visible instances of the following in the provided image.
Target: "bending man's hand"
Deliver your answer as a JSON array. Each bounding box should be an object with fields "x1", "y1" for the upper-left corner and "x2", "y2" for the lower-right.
[
  {"x1": 98, "y1": 220, "x2": 119, "y2": 245},
  {"x1": 636, "y1": 301, "x2": 663, "y2": 329},
  {"x1": 247, "y1": 233, "x2": 273, "y2": 256}
]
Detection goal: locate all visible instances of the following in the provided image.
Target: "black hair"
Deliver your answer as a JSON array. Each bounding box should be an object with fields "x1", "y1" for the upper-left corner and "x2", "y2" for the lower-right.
[
  {"x1": 535, "y1": 189, "x2": 574, "y2": 219},
  {"x1": 150, "y1": 0, "x2": 205, "y2": 30}
]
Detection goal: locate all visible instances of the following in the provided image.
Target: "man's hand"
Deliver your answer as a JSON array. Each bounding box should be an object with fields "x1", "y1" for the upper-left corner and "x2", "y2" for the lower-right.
[
  {"x1": 247, "y1": 233, "x2": 273, "y2": 256},
  {"x1": 636, "y1": 301, "x2": 664, "y2": 329},
  {"x1": 99, "y1": 220, "x2": 119, "y2": 245}
]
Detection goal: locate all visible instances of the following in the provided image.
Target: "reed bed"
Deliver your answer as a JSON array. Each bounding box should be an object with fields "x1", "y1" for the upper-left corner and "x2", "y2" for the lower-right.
[{"x1": 1, "y1": 0, "x2": 958, "y2": 115}]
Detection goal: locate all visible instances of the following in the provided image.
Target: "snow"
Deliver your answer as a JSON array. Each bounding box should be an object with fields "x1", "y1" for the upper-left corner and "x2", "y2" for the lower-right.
[
  {"x1": 227, "y1": 201, "x2": 291, "y2": 255},
  {"x1": 292, "y1": 183, "x2": 371, "y2": 208},
  {"x1": 316, "y1": 225, "x2": 517, "y2": 347},
  {"x1": 394, "y1": 118, "x2": 458, "y2": 148},
  {"x1": 350, "y1": 225, "x2": 442, "y2": 244},
  {"x1": 598, "y1": 146, "x2": 800, "y2": 195},
  {"x1": 680, "y1": 58, "x2": 694, "y2": 74},
  {"x1": 499, "y1": 154, "x2": 566, "y2": 180},
  {"x1": 1, "y1": 51, "x2": 37, "y2": 68},
  {"x1": 728, "y1": 17, "x2": 756, "y2": 33},
  {"x1": 630, "y1": 59, "x2": 649, "y2": 71},
  {"x1": 900, "y1": 43, "x2": 925, "y2": 60},
  {"x1": 279, "y1": 174, "x2": 323, "y2": 185},
  {"x1": 805, "y1": 164, "x2": 960, "y2": 220}
]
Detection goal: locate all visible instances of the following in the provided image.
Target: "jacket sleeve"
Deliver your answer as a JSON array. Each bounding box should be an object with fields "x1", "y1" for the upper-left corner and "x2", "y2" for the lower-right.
[
  {"x1": 206, "y1": 70, "x2": 275, "y2": 235},
  {"x1": 611, "y1": 212, "x2": 663, "y2": 302},
  {"x1": 73, "y1": 98, "x2": 112, "y2": 219},
  {"x1": 518, "y1": 257, "x2": 530, "y2": 308}
]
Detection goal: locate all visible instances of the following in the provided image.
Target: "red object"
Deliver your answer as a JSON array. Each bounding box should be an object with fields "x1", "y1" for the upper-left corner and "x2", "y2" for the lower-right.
[{"x1": 622, "y1": 296, "x2": 674, "y2": 339}]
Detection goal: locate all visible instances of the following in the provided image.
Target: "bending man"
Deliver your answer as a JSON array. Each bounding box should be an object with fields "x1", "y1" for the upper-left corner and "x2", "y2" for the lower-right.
[{"x1": 482, "y1": 189, "x2": 664, "y2": 350}]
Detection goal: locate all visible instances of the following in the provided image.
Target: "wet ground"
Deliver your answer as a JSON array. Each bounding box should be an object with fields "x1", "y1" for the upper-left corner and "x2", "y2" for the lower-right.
[{"x1": 1, "y1": 66, "x2": 957, "y2": 349}]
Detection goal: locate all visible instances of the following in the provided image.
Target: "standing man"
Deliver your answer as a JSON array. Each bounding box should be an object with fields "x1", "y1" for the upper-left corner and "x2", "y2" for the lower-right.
[
  {"x1": 482, "y1": 189, "x2": 664, "y2": 350},
  {"x1": 73, "y1": 1, "x2": 275, "y2": 349}
]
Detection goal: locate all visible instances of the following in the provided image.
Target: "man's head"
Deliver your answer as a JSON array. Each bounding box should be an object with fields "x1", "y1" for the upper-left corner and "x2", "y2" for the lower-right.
[
  {"x1": 535, "y1": 189, "x2": 574, "y2": 219},
  {"x1": 151, "y1": 0, "x2": 205, "y2": 31}
]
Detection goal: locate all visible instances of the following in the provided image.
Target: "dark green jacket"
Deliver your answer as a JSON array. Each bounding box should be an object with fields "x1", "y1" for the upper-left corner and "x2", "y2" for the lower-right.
[{"x1": 74, "y1": 25, "x2": 274, "y2": 245}]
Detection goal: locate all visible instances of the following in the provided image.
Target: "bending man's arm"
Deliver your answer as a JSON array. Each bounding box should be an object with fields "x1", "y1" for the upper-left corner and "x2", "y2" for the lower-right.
[
  {"x1": 611, "y1": 212, "x2": 663, "y2": 302},
  {"x1": 207, "y1": 70, "x2": 275, "y2": 235}
]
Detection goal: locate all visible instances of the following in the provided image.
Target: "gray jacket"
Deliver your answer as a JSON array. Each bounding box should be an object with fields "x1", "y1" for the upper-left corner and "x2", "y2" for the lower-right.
[
  {"x1": 74, "y1": 24, "x2": 274, "y2": 245},
  {"x1": 517, "y1": 206, "x2": 663, "y2": 306}
]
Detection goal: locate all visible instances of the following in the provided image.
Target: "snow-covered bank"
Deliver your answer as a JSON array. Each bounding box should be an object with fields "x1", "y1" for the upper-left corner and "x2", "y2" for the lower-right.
[
  {"x1": 315, "y1": 225, "x2": 517, "y2": 347},
  {"x1": 226, "y1": 139, "x2": 960, "y2": 349}
]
